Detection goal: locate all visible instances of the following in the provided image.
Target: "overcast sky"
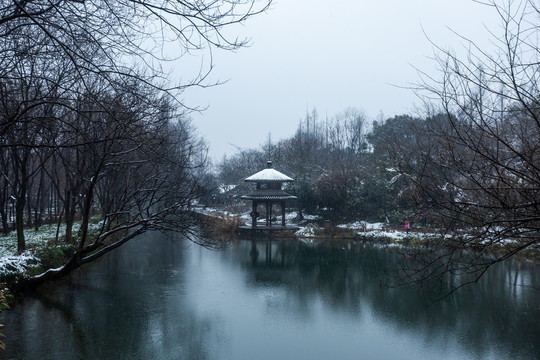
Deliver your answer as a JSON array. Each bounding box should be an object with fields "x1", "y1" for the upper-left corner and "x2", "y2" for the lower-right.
[{"x1": 180, "y1": 0, "x2": 501, "y2": 161}]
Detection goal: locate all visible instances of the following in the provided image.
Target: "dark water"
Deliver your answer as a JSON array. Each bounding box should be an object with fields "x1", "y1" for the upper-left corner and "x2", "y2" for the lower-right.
[{"x1": 2, "y1": 232, "x2": 539, "y2": 360}]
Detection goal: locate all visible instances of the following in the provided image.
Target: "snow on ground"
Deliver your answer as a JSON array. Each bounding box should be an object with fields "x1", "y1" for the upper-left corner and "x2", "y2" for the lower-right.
[
  {"x1": 295, "y1": 223, "x2": 321, "y2": 237},
  {"x1": 1, "y1": 226, "x2": 56, "y2": 258},
  {"x1": 358, "y1": 227, "x2": 445, "y2": 242},
  {"x1": 0, "y1": 252, "x2": 39, "y2": 277},
  {"x1": 337, "y1": 221, "x2": 385, "y2": 231},
  {"x1": 286, "y1": 211, "x2": 298, "y2": 220},
  {"x1": 0, "y1": 221, "x2": 102, "y2": 279},
  {"x1": 297, "y1": 219, "x2": 448, "y2": 242},
  {"x1": 302, "y1": 214, "x2": 321, "y2": 221},
  {"x1": 193, "y1": 206, "x2": 250, "y2": 223},
  {"x1": 0, "y1": 224, "x2": 68, "y2": 279}
]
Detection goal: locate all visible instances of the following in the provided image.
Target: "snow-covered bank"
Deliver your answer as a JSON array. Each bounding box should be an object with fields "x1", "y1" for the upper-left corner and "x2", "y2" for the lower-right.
[
  {"x1": 0, "y1": 252, "x2": 39, "y2": 279},
  {"x1": 0, "y1": 222, "x2": 101, "y2": 283},
  {"x1": 194, "y1": 206, "x2": 439, "y2": 242},
  {"x1": 335, "y1": 221, "x2": 447, "y2": 241},
  {"x1": 296, "y1": 220, "x2": 444, "y2": 243},
  {"x1": 0, "y1": 225, "x2": 59, "y2": 281}
]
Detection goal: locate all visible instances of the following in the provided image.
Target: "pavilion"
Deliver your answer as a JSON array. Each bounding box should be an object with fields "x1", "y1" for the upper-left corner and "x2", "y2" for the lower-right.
[{"x1": 240, "y1": 161, "x2": 297, "y2": 230}]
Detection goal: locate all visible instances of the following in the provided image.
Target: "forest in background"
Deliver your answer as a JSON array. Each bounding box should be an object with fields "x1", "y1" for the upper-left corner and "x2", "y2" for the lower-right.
[{"x1": 212, "y1": 108, "x2": 423, "y2": 224}]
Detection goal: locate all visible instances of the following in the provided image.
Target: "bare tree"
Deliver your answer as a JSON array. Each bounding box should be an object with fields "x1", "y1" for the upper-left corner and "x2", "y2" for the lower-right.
[
  {"x1": 0, "y1": 57, "x2": 63, "y2": 252},
  {"x1": 404, "y1": 0, "x2": 540, "y2": 293},
  {"x1": 0, "y1": 0, "x2": 271, "y2": 112},
  {"x1": 317, "y1": 108, "x2": 369, "y2": 219},
  {"x1": 0, "y1": 0, "x2": 272, "y2": 289},
  {"x1": 19, "y1": 84, "x2": 211, "y2": 289}
]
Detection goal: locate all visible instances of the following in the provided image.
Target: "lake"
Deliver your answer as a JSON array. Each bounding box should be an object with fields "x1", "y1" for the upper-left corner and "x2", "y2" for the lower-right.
[{"x1": 2, "y1": 232, "x2": 539, "y2": 359}]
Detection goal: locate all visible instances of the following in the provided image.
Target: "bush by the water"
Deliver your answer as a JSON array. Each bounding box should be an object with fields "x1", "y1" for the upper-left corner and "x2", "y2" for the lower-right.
[{"x1": 201, "y1": 215, "x2": 244, "y2": 239}]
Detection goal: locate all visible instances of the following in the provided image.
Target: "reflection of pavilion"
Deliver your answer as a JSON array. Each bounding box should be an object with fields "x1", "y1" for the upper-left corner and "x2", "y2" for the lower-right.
[
  {"x1": 248, "y1": 240, "x2": 296, "y2": 267},
  {"x1": 239, "y1": 161, "x2": 298, "y2": 232}
]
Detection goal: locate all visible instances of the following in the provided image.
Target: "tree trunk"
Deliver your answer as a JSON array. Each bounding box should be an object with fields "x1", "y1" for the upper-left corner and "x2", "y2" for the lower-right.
[
  {"x1": 26, "y1": 185, "x2": 32, "y2": 228},
  {"x1": 33, "y1": 169, "x2": 45, "y2": 230},
  {"x1": 15, "y1": 190, "x2": 26, "y2": 254},
  {"x1": 64, "y1": 189, "x2": 76, "y2": 243},
  {"x1": 0, "y1": 179, "x2": 8, "y2": 234},
  {"x1": 77, "y1": 178, "x2": 97, "y2": 253},
  {"x1": 0, "y1": 206, "x2": 8, "y2": 235}
]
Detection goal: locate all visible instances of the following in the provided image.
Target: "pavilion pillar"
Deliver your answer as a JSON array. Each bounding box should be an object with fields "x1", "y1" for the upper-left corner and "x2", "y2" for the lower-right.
[
  {"x1": 251, "y1": 201, "x2": 257, "y2": 228},
  {"x1": 281, "y1": 201, "x2": 286, "y2": 227},
  {"x1": 266, "y1": 202, "x2": 271, "y2": 227}
]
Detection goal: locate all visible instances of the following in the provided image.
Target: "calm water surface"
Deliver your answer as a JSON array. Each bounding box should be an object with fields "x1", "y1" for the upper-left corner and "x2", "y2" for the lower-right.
[{"x1": 2, "y1": 232, "x2": 539, "y2": 360}]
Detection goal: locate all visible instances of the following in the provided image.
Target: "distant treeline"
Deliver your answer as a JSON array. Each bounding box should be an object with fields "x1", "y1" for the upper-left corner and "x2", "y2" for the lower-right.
[
  {"x1": 210, "y1": 104, "x2": 539, "y2": 239},
  {"x1": 209, "y1": 108, "x2": 431, "y2": 223}
]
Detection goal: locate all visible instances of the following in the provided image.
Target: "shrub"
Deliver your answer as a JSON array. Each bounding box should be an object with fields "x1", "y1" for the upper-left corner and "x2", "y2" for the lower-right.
[{"x1": 37, "y1": 245, "x2": 75, "y2": 269}]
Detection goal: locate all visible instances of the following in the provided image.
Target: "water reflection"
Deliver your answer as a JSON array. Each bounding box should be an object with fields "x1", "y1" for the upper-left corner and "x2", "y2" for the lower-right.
[
  {"x1": 231, "y1": 238, "x2": 540, "y2": 360},
  {"x1": 3, "y1": 233, "x2": 220, "y2": 360},
  {"x1": 1, "y1": 234, "x2": 539, "y2": 360}
]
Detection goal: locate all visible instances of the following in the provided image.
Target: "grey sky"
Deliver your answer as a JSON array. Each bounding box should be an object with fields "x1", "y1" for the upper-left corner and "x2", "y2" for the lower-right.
[{"x1": 181, "y1": 0, "x2": 500, "y2": 161}]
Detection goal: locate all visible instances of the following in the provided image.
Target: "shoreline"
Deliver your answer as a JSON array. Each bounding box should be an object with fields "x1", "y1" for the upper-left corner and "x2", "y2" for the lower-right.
[{"x1": 1, "y1": 211, "x2": 539, "y2": 297}]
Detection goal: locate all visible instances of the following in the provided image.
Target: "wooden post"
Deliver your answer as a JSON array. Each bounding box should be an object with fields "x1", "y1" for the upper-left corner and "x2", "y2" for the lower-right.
[
  {"x1": 281, "y1": 201, "x2": 286, "y2": 227},
  {"x1": 266, "y1": 202, "x2": 270, "y2": 227},
  {"x1": 252, "y1": 201, "x2": 257, "y2": 228}
]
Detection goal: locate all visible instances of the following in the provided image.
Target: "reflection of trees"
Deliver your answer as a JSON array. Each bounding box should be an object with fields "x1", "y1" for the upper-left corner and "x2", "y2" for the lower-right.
[
  {"x1": 3, "y1": 233, "x2": 218, "y2": 360},
  {"x1": 3, "y1": 236, "x2": 538, "y2": 359},
  {"x1": 236, "y1": 239, "x2": 540, "y2": 360}
]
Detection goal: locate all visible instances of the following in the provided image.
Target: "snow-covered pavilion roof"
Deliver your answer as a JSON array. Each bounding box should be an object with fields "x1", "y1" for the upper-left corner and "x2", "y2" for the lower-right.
[{"x1": 244, "y1": 161, "x2": 294, "y2": 182}]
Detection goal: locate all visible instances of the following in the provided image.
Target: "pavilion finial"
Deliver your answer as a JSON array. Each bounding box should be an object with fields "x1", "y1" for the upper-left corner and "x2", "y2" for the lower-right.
[{"x1": 267, "y1": 160, "x2": 272, "y2": 168}]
